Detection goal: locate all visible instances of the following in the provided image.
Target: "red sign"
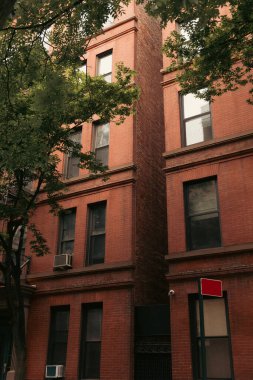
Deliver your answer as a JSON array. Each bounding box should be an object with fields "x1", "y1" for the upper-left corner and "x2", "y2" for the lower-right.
[{"x1": 200, "y1": 278, "x2": 222, "y2": 297}]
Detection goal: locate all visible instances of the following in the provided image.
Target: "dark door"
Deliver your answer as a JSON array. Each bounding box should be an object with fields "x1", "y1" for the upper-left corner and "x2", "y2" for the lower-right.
[
  {"x1": 135, "y1": 305, "x2": 172, "y2": 380},
  {"x1": 0, "y1": 321, "x2": 12, "y2": 380}
]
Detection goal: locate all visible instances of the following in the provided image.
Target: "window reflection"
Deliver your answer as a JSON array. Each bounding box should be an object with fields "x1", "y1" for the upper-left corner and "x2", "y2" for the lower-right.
[{"x1": 182, "y1": 91, "x2": 212, "y2": 146}]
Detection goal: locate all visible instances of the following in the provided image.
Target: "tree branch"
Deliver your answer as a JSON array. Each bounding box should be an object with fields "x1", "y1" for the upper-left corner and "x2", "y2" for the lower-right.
[
  {"x1": 0, "y1": 233, "x2": 8, "y2": 252},
  {"x1": 3, "y1": 29, "x2": 16, "y2": 108},
  {"x1": 0, "y1": 0, "x2": 85, "y2": 32}
]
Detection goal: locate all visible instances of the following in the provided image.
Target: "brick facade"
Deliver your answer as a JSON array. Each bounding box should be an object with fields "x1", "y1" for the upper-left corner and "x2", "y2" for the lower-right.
[
  {"x1": 23, "y1": 3, "x2": 167, "y2": 380},
  {"x1": 3, "y1": 5, "x2": 252, "y2": 380},
  {"x1": 163, "y1": 21, "x2": 253, "y2": 380}
]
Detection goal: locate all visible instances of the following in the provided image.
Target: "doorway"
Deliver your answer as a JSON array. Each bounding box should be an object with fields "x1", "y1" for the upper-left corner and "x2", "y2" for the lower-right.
[{"x1": 0, "y1": 318, "x2": 12, "y2": 380}]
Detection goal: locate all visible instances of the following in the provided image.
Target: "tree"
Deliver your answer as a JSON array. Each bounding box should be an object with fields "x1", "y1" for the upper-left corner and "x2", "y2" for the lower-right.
[
  {"x1": 0, "y1": 0, "x2": 16, "y2": 28},
  {"x1": 137, "y1": 0, "x2": 253, "y2": 103},
  {"x1": 0, "y1": 2, "x2": 138, "y2": 379}
]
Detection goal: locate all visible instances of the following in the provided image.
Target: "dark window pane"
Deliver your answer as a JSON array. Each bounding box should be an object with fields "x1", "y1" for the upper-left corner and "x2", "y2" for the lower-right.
[
  {"x1": 204, "y1": 338, "x2": 231, "y2": 379},
  {"x1": 84, "y1": 343, "x2": 101, "y2": 378},
  {"x1": 47, "y1": 307, "x2": 69, "y2": 366},
  {"x1": 190, "y1": 214, "x2": 221, "y2": 250},
  {"x1": 185, "y1": 114, "x2": 212, "y2": 145},
  {"x1": 80, "y1": 305, "x2": 102, "y2": 379},
  {"x1": 65, "y1": 130, "x2": 82, "y2": 178},
  {"x1": 51, "y1": 343, "x2": 68, "y2": 365},
  {"x1": 91, "y1": 205, "x2": 106, "y2": 231},
  {"x1": 59, "y1": 209, "x2": 76, "y2": 255},
  {"x1": 186, "y1": 179, "x2": 221, "y2": 250},
  {"x1": 53, "y1": 331, "x2": 69, "y2": 343},
  {"x1": 54, "y1": 311, "x2": 69, "y2": 331},
  {"x1": 95, "y1": 146, "x2": 109, "y2": 166},
  {"x1": 188, "y1": 180, "x2": 217, "y2": 215},
  {"x1": 86, "y1": 308, "x2": 102, "y2": 341},
  {"x1": 89, "y1": 235, "x2": 105, "y2": 264},
  {"x1": 67, "y1": 156, "x2": 80, "y2": 178},
  {"x1": 87, "y1": 203, "x2": 106, "y2": 266},
  {"x1": 61, "y1": 240, "x2": 74, "y2": 255},
  {"x1": 94, "y1": 123, "x2": 109, "y2": 166},
  {"x1": 62, "y1": 212, "x2": 76, "y2": 240}
]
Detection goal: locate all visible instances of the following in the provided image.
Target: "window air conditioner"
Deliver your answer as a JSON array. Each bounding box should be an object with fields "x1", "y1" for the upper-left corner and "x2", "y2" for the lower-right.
[
  {"x1": 45, "y1": 365, "x2": 64, "y2": 378},
  {"x1": 53, "y1": 254, "x2": 72, "y2": 270}
]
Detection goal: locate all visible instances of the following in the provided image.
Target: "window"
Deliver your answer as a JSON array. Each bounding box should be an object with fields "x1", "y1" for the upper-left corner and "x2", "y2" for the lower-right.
[
  {"x1": 12, "y1": 226, "x2": 27, "y2": 257},
  {"x1": 177, "y1": 19, "x2": 201, "y2": 62},
  {"x1": 79, "y1": 303, "x2": 103, "y2": 379},
  {"x1": 181, "y1": 92, "x2": 212, "y2": 146},
  {"x1": 189, "y1": 295, "x2": 233, "y2": 380},
  {"x1": 11, "y1": 226, "x2": 27, "y2": 271},
  {"x1": 185, "y1": 178, "x2": 221, "y2": 250},
  {"x1": 64, "y1": 129, "x2": 82, "y2": 179},
  {"x1": 47, "y1": 306, "x2": 70, "y2": 365},
  {"x1": 93, "y1": 123, "x2": 110, "y2": 166},
  {"x1": 102, "y1": 15, "x2": 114, "y2": 29},
  {"x1": 97, "y1": 50, "x2": 112, "y2": 82},
  {"x1": 58, "y1": 208, "x2": 76, "y2": 255},
  {"x1": 79, "y1": 62, "x2": 87, "y2": 75},
  {"x1": 86, "y1": 202, "x2": 106, "y2": 265}
]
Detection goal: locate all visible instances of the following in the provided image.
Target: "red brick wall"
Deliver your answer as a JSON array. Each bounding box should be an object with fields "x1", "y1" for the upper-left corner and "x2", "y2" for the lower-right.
[
  {"x1": 162, "y1": 19, "x2": 253, "y2": 380},
  {"x1": 163, "y1": 81, "x2": 253, "y2": 153},
  {"x1": 29, "y1": 183, "x2": 134, "y2": 274},
  {"x1": 25, "y1": 288, "x2": 133, "y2": 380},
  {"x1": 134, "y1": 3, "x2": 168, "y2": 304},
  {"x1": 24, "y1": 5, "x2": 169, "y2": 380},
  {"x1": 169, "y1": 274, "x2": 253, "y2": 380},
  {"x1": 166, "y1": 154, "x2": 253, "y2": 254}
]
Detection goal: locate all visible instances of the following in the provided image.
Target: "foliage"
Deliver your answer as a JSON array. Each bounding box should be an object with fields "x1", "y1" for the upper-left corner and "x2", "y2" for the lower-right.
[
  {"x1": 0, "y1": 0, "x2": 139, "y2": 262},
  {"x1": 137, "y1": 0, "x2": 253, "y2": 102},
  {"x1": 0, "y1": 1, "x2": 130, "y2": 62},
  {"x1": 0, "y1": 40, "x2": 138, "y2": 257},
  {"x1": 0, "y1": 2, "x2": 138, "y2": 378}
]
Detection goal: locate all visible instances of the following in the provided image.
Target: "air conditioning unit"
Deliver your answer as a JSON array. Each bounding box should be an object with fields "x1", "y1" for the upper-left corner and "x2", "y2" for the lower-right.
[
  {"x1": 53, "y1": 254, "x2": 72, "y2": 270},
  {"x1": 45, "y1": 365, "x2": 64, "y2": 378}
]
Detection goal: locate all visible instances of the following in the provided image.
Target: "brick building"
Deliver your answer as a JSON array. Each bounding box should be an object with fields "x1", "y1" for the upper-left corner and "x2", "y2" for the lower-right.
[
  {"x1": 1, "y1": 4, "x2": 252, "y2": 380},
  {"x1": 10, "y1": 3, "x2": 170, "y2": 380},
  {"x1": 162, "y1": 21, "x2": 253, "y2": 380}
]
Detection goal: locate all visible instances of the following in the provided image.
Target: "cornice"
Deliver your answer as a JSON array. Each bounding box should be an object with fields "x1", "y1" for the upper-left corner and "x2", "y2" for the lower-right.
[
  {"x1": 165, "y1": 242, "x2": 253, "y2": 263},
  {"x1": 31, "y1": 280, "x2": 134, "y2": 297},
  {"x1": 87, "y1": 17, "x2": 138, "y2": 51},
  {"x1": 38, "y1": 175, "x2": 136, "y2": 204},
  {"x1": 163, "y1": 131, "x2": 253, "y2": 174},
  {"x1": 62, "y1": 163, "x2": 136, "y2": 187},
  {"x1": 26, "y1": 261, "x2": 134, "y2": 282},
  {"x1": 166, "y1": 264, "x2": 253, "y2": 282},
  {"x1": 161, "y1": 76, "x2": 177, "y2": 87}
]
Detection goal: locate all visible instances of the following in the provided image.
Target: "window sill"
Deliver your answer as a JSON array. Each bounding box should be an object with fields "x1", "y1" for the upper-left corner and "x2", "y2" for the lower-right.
[
  {"x1": 62, "y1": 163, "x2": 136, "y2": 185},
  {"x1": 165, "y1": 242, "x2": 253, "y2": 262}
]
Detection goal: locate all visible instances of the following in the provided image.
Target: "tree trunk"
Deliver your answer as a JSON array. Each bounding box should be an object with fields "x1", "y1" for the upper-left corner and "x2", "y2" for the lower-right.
[
  {"x1": 13, "y1": 276, "x2": 27, "y2": 380},
  {"x1": 4, "y1": 257, "x2": 27, "y2": 379},
  {"x1": 10, "y1": 290, "x2": 26, "y2": 380}
]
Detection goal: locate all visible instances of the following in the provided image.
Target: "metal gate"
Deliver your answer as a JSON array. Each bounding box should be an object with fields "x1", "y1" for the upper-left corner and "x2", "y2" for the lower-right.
[
  {"x1": 135, "y1": 337, "x2": 171, "y2": 380},
  {"x1": 135, "y1": 305, "x2": 172, "y2": 380}
]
